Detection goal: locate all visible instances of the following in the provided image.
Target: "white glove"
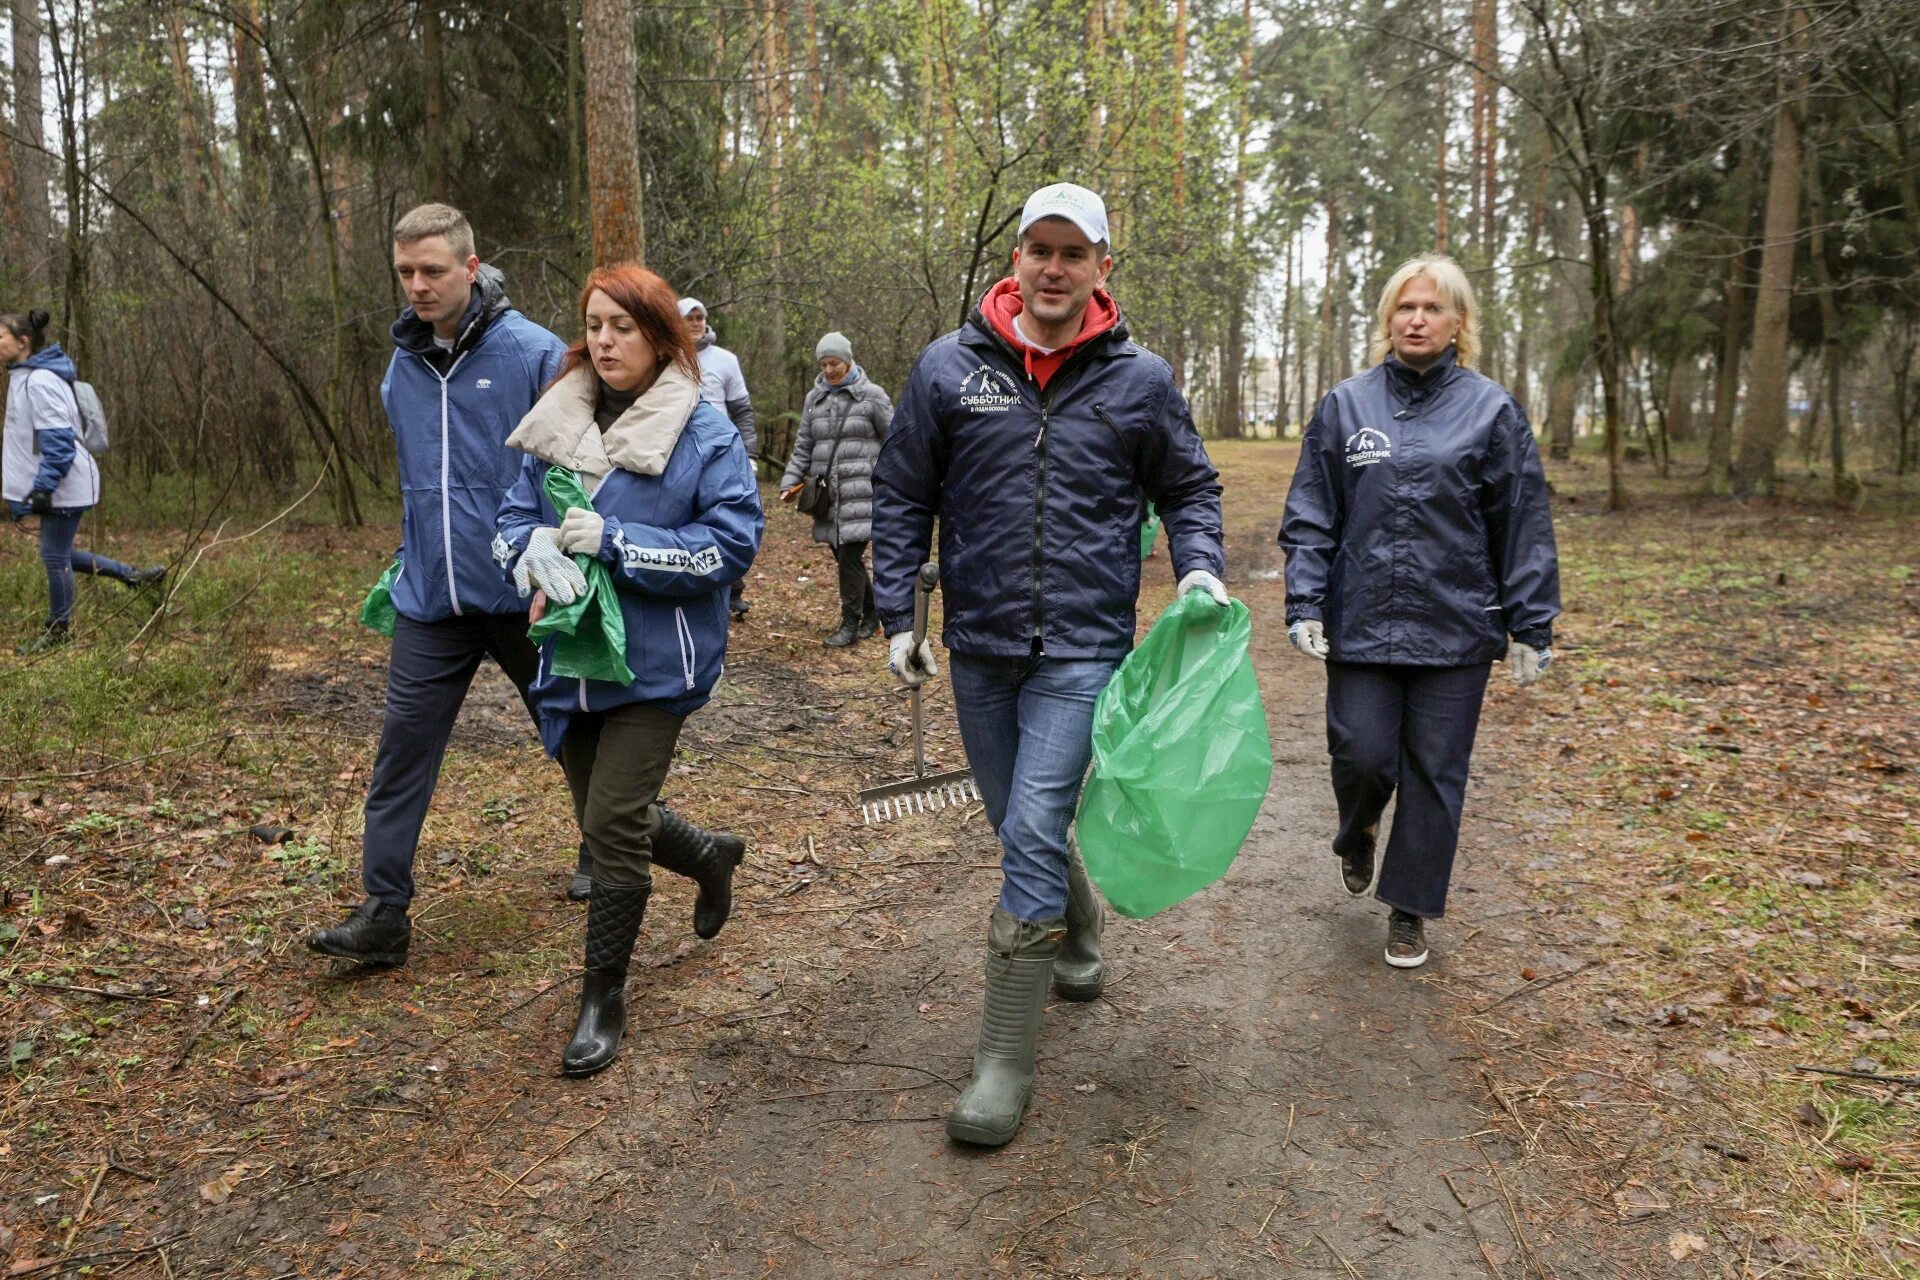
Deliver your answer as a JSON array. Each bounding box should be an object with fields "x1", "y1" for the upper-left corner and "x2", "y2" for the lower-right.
[
  {"x1": 512, "y1": 527, "x2": 586, "y2": 606},
  {"x1": 1510, "y1": 642, "x2": 1551, "y2": 687},
  {"x1": 1176, "y1": 569, "x2": 1229, "y2": 607},
  {"x1": 1288, "y1": 620, "x2": 1328, "y2": 660},
  {"x1": 557, "y1": 506, "x2": 606, "y2": 557},
  {"x1": 887, "y1": 632, "x2": 938, "y2": 688}
]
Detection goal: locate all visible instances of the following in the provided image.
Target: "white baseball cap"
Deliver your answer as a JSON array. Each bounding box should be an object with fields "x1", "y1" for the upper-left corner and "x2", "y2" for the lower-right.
[
  {"x1": 1017, "y1": 183, "x2": 1109, "y2": 246},
  {"x1": 677, "y1": 297, "x2": 706, "y2": 317}
]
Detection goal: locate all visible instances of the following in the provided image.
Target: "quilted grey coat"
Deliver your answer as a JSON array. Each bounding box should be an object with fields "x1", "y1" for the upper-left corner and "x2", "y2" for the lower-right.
[{"x1": 780, "y1": 367, "x2": 892, "y2": 546}]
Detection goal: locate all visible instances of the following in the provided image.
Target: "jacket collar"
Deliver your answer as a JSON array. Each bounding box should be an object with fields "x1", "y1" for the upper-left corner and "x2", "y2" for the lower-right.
[
  {"x1": 15, "y1": 343, "x2": 76, "y2": 381},
  {"x1": 507, "y1": 363, "x2": 701, "y2": 478},
  {"x1": 1382, "y1": 347, "x2": 1462, "y2": 405}
]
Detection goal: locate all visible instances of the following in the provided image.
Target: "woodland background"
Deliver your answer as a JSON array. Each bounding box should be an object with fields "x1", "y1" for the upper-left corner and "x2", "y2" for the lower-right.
[{"x1": 0, "y1": 0, "x2": 1916, "y2": 526}]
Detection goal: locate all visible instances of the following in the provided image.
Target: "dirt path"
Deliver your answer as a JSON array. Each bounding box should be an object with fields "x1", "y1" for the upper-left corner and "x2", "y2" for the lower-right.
[{"x1": 510, "y1": 455, "x2": 1634, "y2": 1279}]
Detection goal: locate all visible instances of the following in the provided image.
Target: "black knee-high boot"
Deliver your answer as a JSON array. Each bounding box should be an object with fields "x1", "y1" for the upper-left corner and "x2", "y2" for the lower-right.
[
  {"x1": 562, "y1": 880, "x2": 650, "y2": 1077},
  {"x1": 648, "y1": 809, "x2": 745, "y2": 940}
]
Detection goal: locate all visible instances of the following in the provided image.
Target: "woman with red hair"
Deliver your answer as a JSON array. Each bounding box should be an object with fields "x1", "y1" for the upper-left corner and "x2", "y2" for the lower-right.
[{"x1": 495, "y1": 263, "x2": 764, "y2": 1076}]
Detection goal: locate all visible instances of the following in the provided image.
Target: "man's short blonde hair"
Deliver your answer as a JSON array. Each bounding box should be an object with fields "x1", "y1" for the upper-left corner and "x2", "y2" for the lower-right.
[
  {"x1": 392, "y1": 202, "x2": 475, "y2": 260},
  {"x1": 1368, "y1": 253, "x2": 1481, "y2": 370}
]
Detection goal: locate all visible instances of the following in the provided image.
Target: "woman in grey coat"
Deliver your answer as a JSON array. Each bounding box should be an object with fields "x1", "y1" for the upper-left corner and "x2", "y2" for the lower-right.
[{"x1": 779, "y1": 332, "x2": 893, "y2": 646}]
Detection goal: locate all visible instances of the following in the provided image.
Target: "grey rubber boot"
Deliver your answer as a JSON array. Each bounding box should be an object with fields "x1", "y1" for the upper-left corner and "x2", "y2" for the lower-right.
[
  {"x1": 946, "y1": 909, "x2": 1064, "y2": 1147},
  {"x1": 1053, "y1": 838, "x2": 1104, "y2": 1001}
]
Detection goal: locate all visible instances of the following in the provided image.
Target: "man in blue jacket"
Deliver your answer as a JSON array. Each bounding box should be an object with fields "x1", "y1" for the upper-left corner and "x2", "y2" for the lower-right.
[
  {"x1": 871, "y1": 182, "x2": 1226, "y2": 1147},
  {"x1": 304, "y1": 204, "x2": 570, "y2": 967}
]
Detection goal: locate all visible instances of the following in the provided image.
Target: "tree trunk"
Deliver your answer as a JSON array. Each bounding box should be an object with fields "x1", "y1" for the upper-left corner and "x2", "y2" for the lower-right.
[
  {"x1": 10, "y1": 0, "x2": 52, "y2": 294},
  {"x1": 44, "y1": 4, "x2": 87, "y2": 368},
  {"x1": 421, "y1": 0, "x2": 448, "y2": 200},
  {"x1": 0, "y1": 59, "x2": 21, "y2": 277},
  {"x1": 1734, "y1": 5, "x2": 1806, "y2": 497},
  {"x1": 1215, "y1": 0, "x2": 1251, "y2": 438},
  {"x1": 1802, "y1": 135, "x2": 1856, "y2": 502},
  {"x1": 582, "y1": 0, "x2": 645, "y2": 265},
  {"x1": 1469, "y1": 0, "x2": 1496, "y2": 251},
  {"x1": 1664, "y1": 356, "x2": 1695, "y2": 445}
]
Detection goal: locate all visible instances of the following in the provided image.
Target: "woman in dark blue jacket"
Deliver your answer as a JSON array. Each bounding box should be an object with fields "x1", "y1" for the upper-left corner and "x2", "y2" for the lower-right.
[
  {"x1": 1279, "y1": 254, "x2": 1560, "y2": 970},
  {"x1": 495, "y1": 265, "x2": 764, "y2": 1076},
  {"x1": 1, "y1": 309, "x2": 164, "y2": 653}
]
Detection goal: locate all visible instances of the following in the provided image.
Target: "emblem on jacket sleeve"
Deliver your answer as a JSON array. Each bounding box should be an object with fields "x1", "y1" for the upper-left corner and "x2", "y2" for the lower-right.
[
  {"x1": 1344, "y1": 427, "x2": 1392, "y2": 468},
  {"x1": 491, "y1": 533, "x2": 515, "y2": 567},
  {"x1": 958, "y1": 364, "x2": 1021, "y2": 414}
]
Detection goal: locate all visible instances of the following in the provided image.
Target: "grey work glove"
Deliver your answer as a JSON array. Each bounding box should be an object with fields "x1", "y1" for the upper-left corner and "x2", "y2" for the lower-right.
[
  {"x1": 1176, "y1": 569, "x2": 1229, "y2": 607},
  {"x1": 557, "y1": 506, "x2": 606, "y2": 557},
  {"x1": 1288, "y1": 620, "x2": 1328, "y2": 661},
  {"x1": 512, "y1": 527, "x2": 586, "y2": 606},
  {"x1": 1509, "y1": 642, "x2": 1551, "y2": 687},
  {"x1": 887, "y1": 632, "x2": 938, "y2": 688}
]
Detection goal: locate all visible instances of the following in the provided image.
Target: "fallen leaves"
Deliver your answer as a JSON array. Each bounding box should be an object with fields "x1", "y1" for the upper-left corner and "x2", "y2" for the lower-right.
[
  {"x1": 1667, "y1": 1230, "x2": 1710, "y2": 1261},
  {"x1": 198, "y1": 1162, "x2": 248, "y2": 1205}
]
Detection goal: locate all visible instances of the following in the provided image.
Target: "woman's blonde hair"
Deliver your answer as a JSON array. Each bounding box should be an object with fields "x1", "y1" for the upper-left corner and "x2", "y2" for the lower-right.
[{"x1": 1368, "y1": 253, "x2": 1480, "y2": 371}]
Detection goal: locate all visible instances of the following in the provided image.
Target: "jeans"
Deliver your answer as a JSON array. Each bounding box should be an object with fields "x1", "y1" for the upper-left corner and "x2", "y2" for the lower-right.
[
  {"x1": 559, "y1": 702, "x2": 685, "y2": 887},
  {"x1": 950, "y1": 652, "x2": 1120, "y2": 921},
  {"x1": 38, "y1": 510, "x2": 138, "y2": 625},
  {"x1": 361, "y1": 612, "x2": 541, "y2": 908},
  {"x1": 1325, "y1": 661, "x2": 1490, "y2": 919},
  {"x1": 832, "y1": 539, "x2": 874, "y2": 625}
]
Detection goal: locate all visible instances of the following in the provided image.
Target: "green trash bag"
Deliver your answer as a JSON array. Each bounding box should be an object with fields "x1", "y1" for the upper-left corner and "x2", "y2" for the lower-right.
[
  {"x1": 1139, "y1": 504, "x2": 1161, "y2": 560},
  {"x1": 526, "y1": 466, "x2": 636, "y2": 685},
  {"x1": 358, "y1": 556, "x2": 402, "y2": 637},
  {"x1": 1076, "y1": 591, "x2": 1273, "y2": 918}
]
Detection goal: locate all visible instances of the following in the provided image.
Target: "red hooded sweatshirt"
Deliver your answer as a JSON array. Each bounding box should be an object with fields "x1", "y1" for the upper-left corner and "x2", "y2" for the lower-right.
[{"x1": 980, "y1": 277, "x2": 1120, "y2": 392}]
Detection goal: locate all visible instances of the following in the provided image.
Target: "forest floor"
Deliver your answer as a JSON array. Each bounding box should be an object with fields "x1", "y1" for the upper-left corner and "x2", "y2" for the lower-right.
[{"x1": 0, "y1": 442, "x2": 1915, "y2": 1279}]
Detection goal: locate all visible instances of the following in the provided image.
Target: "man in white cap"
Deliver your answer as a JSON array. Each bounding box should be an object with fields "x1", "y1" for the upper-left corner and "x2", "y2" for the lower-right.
[
  {"x1": 679, "y1": 296, "x2": 758, "y2": 617},
  {"x1": 871, "y1": 182, "x2": 1227, "y2": 1147}
]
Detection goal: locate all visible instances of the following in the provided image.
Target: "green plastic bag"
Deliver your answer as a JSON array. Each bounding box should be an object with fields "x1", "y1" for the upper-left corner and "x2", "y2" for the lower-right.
[
  {"x1": 526, "y1": 467, "x2": 635, "y2": 685},
  {"x1": 1139, "y1": 504, "x2": 1161, "y2": 560},
  {"x1": 1077, "y1": 592, "x2": 1273, "y2": 918},
  {"x1": 358, "y1": 556, "x2": 402, "y2": 637}
]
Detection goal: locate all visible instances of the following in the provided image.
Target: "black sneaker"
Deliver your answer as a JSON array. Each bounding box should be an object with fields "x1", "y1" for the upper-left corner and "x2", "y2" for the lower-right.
[
  {"x1": 1339, "y1": 827, "x2": 1376, "y2": 897},
  {"x1": 306, "y1": 900, "x2": 411, "y2": 967},
  {"x1": 130, "y1": 566, "x2": 168, "y2": 605},
  {"x1": 1384, "y1": 909, "x2": 1429, "y2": 969},
  {"x1": 729, "y1": 597, "x2": 751, "y2": 619},
  {"x1": 822, "y1": 622, "x2": 859, "y2": 648},
  {"x1": 856, "y1": 612, "x2": 880, "y2": 639}
]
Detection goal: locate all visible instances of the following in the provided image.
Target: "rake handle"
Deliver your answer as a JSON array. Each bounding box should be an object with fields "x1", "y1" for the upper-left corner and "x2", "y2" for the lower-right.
[{"x1": 910, "y1": 562, "x2": 938, "y2": 779}]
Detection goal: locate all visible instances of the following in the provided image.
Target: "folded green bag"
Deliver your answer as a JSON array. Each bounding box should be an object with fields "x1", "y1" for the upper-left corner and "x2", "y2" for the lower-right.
[
  {"x1": 358, "y1": 556, "x2": 402, "y2": 637},
  {"x1": 1077, "y1": 591, "x2": 1272, "y2": 918},
  {"x1": 526, "y1": 467, "x2": 635, "y2": 685}
]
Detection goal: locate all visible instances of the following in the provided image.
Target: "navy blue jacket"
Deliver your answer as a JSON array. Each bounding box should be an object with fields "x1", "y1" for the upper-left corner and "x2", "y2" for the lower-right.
[
  {"x1": 871, "y1": 305, "x2": 1224, "y2": 661},
  {"x1": 495, "y1": 388, "x2": 764, "y2": 756},
  {"x1": 1279, "y1": 350, "x2": 1559, "y2": 665},
  {"x1": 382, "y1": 266, "x2": 568, "y2": 623}
]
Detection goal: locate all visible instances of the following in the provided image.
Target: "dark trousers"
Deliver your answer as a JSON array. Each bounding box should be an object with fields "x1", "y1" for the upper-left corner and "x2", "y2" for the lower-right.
[
  {"x1": 362, "y1": 612, "x2": 540, "y2": 908},
  {"x1": 558, "y1": 703, "x2": 685, "y2": 886},
  {"x1": 1325, "y1": 661, "x2": 1490, "y2": 919},
  {"x1": 833, "y1": 539, "x2": 875, "y2": 625}
]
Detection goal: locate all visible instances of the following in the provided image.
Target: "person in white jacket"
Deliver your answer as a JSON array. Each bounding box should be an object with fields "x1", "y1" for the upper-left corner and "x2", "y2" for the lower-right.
[{"x1": 1, "y1": 308, "x2": 163, "y2": 653}]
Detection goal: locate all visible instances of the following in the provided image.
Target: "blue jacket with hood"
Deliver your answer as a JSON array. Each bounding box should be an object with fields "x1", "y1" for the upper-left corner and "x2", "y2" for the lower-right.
[
  {"x1": 1279, "y1": 349, "x2": 1560, "y2": 666},
  {"x1": 492, "y1": 363, "x2": 764, "y2": 756},
  {"x1": 382, "y1": 265, "x2": 568, "y2": 623},
  {"x1": 871, "y1": 287, "x2": 1224, "y2": 661}
]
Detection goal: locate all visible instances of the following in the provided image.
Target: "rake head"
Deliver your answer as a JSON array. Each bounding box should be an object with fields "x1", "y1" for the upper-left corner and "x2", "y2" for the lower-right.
[{"x1": 858, "y1": 768, "x2": 980, "y2": 825}]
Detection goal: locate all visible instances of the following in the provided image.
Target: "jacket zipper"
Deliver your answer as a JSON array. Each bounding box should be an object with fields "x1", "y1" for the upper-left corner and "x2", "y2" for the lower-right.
[
  {"x1": 1032, "y1": 401, "x2": 1050, "y2": 646},
  {"x1": 431, "y1": 351, "x2": 469, "y2": 616},
  {"x1": 675, "y1": 606, "x2": 697, "y2": 690}
]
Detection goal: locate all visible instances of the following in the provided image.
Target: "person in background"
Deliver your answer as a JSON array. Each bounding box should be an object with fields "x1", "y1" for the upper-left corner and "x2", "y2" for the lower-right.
[
  {"x1": 678, "y1": 297, "x2": 757, "y2": 619},
  {"x1": 1, "y1": 308, "x2": 164, "y2": 654},
  {"x1": 778, "y1": 331, "x2": 892, "y2": 646},
  {"x1": 872, "y1": 182, "x2": 1226, "y2": 1148},
  {"x1": 497, "y1": 263, "x2": 762, "y2": 1076},
  {"x1": 1279, "y1": 252, "x2": 1560, "y2": 971}
]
